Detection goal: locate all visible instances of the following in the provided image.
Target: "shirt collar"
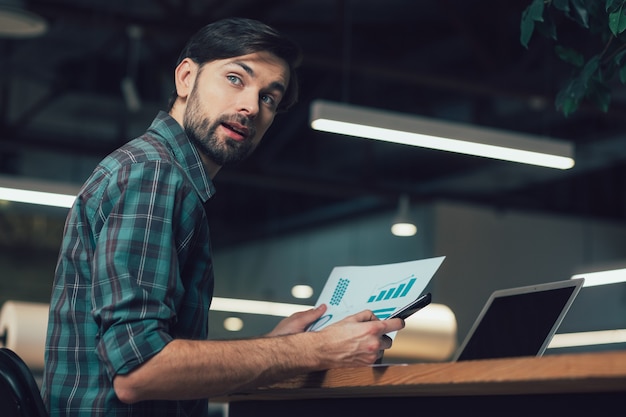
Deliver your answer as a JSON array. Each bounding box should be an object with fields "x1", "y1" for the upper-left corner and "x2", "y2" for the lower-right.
[{"x1": 147, "y1": 111, "x2": 216, "y2": 202}]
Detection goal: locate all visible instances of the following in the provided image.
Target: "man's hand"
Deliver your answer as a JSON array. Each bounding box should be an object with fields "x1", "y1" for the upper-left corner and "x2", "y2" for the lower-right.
[
  {"x1": 268, "y1": 306, "x2": 405, "y2": 366},
  {"x1": 313, "y1": 309, "x2": 405, "y2": 368},
  {"x1": 265, "y1": 304, "x2": 327, "y2": 337}
]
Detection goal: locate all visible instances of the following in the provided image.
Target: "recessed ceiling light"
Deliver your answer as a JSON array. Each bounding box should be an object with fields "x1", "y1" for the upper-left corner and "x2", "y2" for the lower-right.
[
  {"x1": 291, "y1": 284, "x2": 314, "y2": 299},
  {"x1": 223, "y1": 317, "x2": 243, "y2": 332},
  {"x1": 0, "y1": 4, "x2": 47, "y2": 38}
]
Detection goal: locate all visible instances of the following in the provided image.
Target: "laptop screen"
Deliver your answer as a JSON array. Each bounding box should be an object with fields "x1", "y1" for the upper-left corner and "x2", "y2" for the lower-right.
[{"x1": 454, "y1": 278, "x2": 584, "y2": 361}]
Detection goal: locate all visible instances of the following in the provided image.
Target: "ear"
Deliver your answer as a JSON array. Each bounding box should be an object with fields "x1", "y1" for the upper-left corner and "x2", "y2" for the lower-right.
[{"x1": 174, "y1": 58, "x2": 198, "y2": 101}]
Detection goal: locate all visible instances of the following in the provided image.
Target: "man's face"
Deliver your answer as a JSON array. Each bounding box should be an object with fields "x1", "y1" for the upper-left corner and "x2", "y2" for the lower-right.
[{"x1": 181, "y1": 51, "x2": 290, "y2": 168}]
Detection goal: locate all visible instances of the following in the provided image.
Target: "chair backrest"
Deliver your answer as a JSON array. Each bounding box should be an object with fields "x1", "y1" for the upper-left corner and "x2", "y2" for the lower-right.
[{"x1": 0, "y1": 348, "x2": 49, "y2": 417}]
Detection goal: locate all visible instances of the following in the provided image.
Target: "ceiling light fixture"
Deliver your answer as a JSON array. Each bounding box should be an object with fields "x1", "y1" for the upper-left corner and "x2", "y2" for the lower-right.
[
  {"x1": 223, "y1": 317, "x2": 244, "y2": 332},
  {"x1": 310, "y1": 100, "x2": 575, "y2": 170},
  {"x1": 0, "y1": 0, "x2": 47, "y2": 38},
  {"x1": 0, "y1": 176, "x2": 78, "y2": 208},
  {"x1": 548, "y1": 329, "x2": 626, "y2": 348},
  {"x1": 210, "y1": 297, "x2": 310, "y2": 317},
  {"x1": 291, "y1": 284, "x2": 314, "y2": 299},
  {"x1": 391, "y1": 194, "x2": 417, "y2": 237},
  {"x1": 571, "y1": 267, "x2": 626, "y2": 287}
]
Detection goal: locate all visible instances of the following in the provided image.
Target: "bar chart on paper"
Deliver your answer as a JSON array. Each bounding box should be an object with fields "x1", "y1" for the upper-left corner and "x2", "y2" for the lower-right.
[
  {"x1": 308, "y1": 256, "x2": 445, "y2": 330},
  {"x1": 367, "y1": 277, "x2": 416, "y2": 303},
  {"x1": 368, "y1": 276, "x2": 417, "y2": 319}
]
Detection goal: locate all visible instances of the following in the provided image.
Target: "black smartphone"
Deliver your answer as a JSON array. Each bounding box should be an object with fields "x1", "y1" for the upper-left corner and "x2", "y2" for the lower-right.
[{"x1": 387, "y1": 292, "x2": 432, "y2": 320}]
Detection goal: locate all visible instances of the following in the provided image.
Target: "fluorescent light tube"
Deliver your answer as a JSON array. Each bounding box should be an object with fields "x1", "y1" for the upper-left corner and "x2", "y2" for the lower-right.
[
  {"x1": 572, "y1": 268, "x2": 626, "y2": 287},
  {"x1": 210, "y1": 297, "x2": 311, "y2": 317},
  {"x1": 310, "y1": 100, "x2": 575, "y2": 169},
  {"x1": 0, "y1": 186, "x2": 75, "y2": 208},
  {"x1": 0, "y1": 176, "x2": 79, "y2": 208},
  {"x1": 549, "y1": 329, "x2": 626, "y2": 348}
]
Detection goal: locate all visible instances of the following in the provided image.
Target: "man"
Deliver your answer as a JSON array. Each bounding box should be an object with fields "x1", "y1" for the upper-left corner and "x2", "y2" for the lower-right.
[{"x1": 42, "y1": 17, "x2": 404, "y2": 417}]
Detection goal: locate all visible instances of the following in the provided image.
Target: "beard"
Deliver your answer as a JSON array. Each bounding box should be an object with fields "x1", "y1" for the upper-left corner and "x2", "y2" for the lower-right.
[{"x1": 183, "y1": 90, "x2": 258, "y2": 167}]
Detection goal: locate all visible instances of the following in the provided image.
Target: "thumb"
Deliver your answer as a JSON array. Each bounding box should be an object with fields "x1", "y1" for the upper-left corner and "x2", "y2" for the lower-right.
[
  {"x1": 288, "y1": 303, "x2": 327, "y2": 323},
  {"x1": 304, "y1": 303, "x2": 327, "y2": 320}
]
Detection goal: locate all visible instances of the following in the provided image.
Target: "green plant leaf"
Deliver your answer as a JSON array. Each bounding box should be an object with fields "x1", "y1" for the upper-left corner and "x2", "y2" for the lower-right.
[
  {"x1": 556, "y1": 88, "x2": 581, "y2": 117},
  {"x1": 535, "y1": 13, "x2": 558, "y2": 40},
  {"x1": 586, "y1": 80, "x2": 612, "y2": 112},
  {"x1": 609, "y1": 6, "x2": 626, "y2": 36},
  {"x1": 604, "y1": 56, "x2": 618, "y2": 78},
  {"x1": 555, "y1": 45, "x2": 585, "y2": 66},
  {"x1": 555, "y1": 56, "x2": 602, "y2": 116},
  {"x1": 523, "y1": 0, "x2": 626, "y2": 116},
  {"x1": 556, "y1": 77, "x2": 585, "y2": 117},
  {"x1": 570, "y1": 0, "x2": 590, "y2": 27},
  {"x1": 580, "y1": 56, "x2": 601, "y2": 85},
  {"x1": 606, "y1": 0, "x2": 626, "y2": 13},
  {"x1": 520, "y1": 0, "x2": 545, "y2": 48},
  {"x1": 614, "y1": 48, "x2": 626, "y2": 64},
  {"x1": 574, "y1": 55, "x2": 602, "y2": 88},
  {"x1": 554, "y1": 0, "x2": 571, "y2": 13},
  {"x1": 619, "y1": 64, "x2": 626, "y2": 82}
]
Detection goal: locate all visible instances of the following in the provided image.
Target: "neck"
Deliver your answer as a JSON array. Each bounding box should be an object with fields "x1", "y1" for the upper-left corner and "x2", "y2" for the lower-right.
[
  {"x1": 197, "y1": 151, "x2": 222, "y2": 179},
  {"x1": 169, "y1": 106, "x2": 222, "y2": 180}
]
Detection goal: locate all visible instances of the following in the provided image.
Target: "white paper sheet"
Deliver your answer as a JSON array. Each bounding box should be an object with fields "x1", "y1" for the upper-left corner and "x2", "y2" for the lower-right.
[{"x1": 307, "y1": 256, "x2": 445, "y2": 331}]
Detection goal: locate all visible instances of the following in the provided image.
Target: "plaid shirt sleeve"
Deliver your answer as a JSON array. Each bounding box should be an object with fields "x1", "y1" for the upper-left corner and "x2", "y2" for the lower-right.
[{"x1": 88, "y1": 158, "x2": 202, "y2": 377}]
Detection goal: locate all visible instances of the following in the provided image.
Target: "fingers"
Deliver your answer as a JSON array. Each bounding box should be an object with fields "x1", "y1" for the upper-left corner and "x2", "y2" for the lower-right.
[
  {"x1": 351, "y1": 309, "x2": 380, "y2": 323},
  {"x1": 373, "y1": 335, "x2": 394, "y2": 364},
  {"x1": 266, "y1": 304, "x2": 328, "y2": 337},
  {"x1": 385, "y1": 317, "x2": 405, "y2": 333},
  {"x1": 288, "y1": 304, "x2": 327, "y2": 326},
  {"x1": 380, "y1": 334, "x2": 393, "y2": 350},
  {"x1": 343, "y1": 310, "x2": 405, "y2": 336},
  {"x1": 301, "y1": 304, "x2": 327, "y2": 320},
  {"x1": 317, "y1": 313, "x2": 403, "y2": 367}
]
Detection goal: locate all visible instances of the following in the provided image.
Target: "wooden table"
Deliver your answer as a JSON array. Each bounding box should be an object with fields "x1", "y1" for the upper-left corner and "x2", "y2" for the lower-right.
[{"x1": 216, "y1": 350, "x2": 626, "y2": 416}]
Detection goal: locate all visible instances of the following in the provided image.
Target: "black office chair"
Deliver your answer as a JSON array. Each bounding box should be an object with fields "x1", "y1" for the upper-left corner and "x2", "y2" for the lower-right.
[{"x1": 0, "y1": 347, "x2": 49, "y2": 417}]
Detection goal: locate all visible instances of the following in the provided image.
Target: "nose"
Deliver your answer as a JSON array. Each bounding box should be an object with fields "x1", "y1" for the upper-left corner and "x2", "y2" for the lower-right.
[{"x1": 237, "y1": 89, "x2": 259, "y2": 118}]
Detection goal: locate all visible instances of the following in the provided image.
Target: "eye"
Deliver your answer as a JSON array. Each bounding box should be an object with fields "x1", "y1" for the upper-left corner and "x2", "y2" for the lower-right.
[
  {"x1": 227, "y1": 75, "x2": 242, "y2": 86},
  {"x1": 261, "y1": 94, "x2": 277, "y2": 107}
]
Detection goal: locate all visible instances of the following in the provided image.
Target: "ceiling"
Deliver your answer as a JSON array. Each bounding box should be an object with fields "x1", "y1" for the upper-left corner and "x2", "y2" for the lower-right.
[{"x1": 3, "y1": 0, "x2": 626, "y2": 251}]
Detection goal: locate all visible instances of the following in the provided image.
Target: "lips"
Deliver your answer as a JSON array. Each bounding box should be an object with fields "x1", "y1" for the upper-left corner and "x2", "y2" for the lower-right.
[{"x1": 221, "y1": 122, "x2": 249, "y2": 141}]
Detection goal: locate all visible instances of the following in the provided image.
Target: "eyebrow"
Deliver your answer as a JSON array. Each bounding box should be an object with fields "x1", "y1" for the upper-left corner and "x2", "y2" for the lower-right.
[{"x1": 231, "y1": 60, "x2": 287, "y2": 94}]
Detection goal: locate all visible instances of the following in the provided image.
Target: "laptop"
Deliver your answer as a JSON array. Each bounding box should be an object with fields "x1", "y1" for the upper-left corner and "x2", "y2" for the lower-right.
[{"x1": 452, "y1": 277, "x2": 585, "y2": 361}]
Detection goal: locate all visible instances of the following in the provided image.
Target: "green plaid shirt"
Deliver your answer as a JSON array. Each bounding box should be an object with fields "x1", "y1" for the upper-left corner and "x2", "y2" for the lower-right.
[{"x1": 43, "y1": 112, "x2": 215, "y2": 417}]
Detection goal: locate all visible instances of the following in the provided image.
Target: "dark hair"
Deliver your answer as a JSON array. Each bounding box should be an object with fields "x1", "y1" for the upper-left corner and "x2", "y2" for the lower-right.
[{"x1": 167, "y1": 17, "x2": 302, "y2": 113}]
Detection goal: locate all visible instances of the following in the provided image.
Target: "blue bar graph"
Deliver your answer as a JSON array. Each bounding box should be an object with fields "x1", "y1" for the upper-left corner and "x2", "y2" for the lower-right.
[
  {"x1": 367, "y1": 277, "x2": 416, "y2": 303},
  {"x1": 391, "y1": 283, "x2": 406, "y2": 298},
  {"x1": 374, "y1": 290, "x2": 387, "y2": 302},
  {"x1": 372, "y1": 307, "x2": 397, "y2": 319}
]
